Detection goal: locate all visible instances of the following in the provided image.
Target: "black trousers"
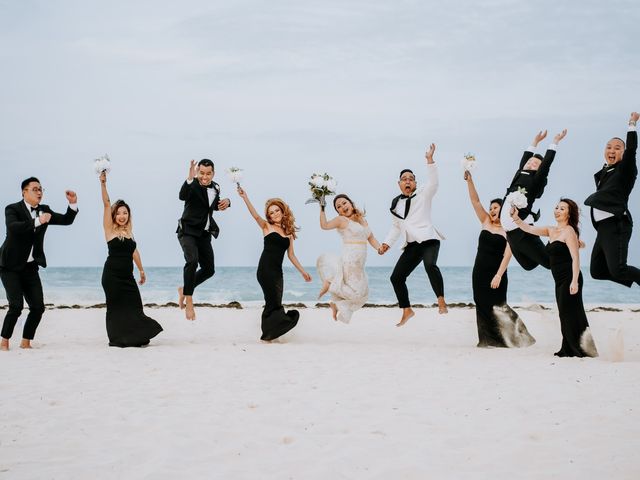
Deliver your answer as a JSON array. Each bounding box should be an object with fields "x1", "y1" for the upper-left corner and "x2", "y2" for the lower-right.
[
  {"x1": 179, "y1": 233, "x2": 215, "y2": 296},
  {"x1": 1, "y1": 262, "x2": 46, "y2": 340},
  {"x1": 506, "y1": 229, "x2": 550, "y2": 270},
  {"x1": 590, "y1": 216, "x2": 640, "y2": 287},
  {"x1": 390, "y1": 239, "x2": 444, "y2": 308}
]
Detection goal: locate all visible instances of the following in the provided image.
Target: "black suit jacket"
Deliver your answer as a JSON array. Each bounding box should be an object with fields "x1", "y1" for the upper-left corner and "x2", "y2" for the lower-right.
[
  {"x1": 584, "y1": 130, "x2": 637, "y2": 226},
  {"x1": 501, "y1": 148, "x2": 556, "y2": 221},
  {"x1": 0, "y1": 201, "x2": 78, "y2": 271},
  {"x1": 177, "y1": 180, "x2": 221, "y2": 238}
]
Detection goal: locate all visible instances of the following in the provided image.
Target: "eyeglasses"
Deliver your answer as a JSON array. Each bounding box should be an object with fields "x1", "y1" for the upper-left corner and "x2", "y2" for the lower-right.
[{"x1": 26, "y1": 187, "x2": 45, "y2": 193}]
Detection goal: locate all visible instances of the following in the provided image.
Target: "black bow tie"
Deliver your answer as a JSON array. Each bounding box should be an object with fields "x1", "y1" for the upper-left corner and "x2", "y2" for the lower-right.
[
  {"x1": 400, "y1": 193, "x2": 416, "y2": 200},
  {"x1": 202, "y1": 182, "x2": 215, "y2": 189},
  {"x1": 30, "y1": 206, "x2": 38, "y2": 212}
]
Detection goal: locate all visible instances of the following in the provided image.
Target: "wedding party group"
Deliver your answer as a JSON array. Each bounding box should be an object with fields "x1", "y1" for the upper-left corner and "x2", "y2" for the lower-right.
[{"x1": 1, "y1": 113, "x2": 638, "y2": 358}]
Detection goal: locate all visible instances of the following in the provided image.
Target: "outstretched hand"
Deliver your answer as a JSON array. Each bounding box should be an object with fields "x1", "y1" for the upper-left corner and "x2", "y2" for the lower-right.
[
  {"x1": 532, "y1": 130, "x2": 547, "y2": 147},
  {"x1": 188, "y1": 160, "x2": 197, "y2": 181},
  {"x1": 425, "y1": 143, "x2": 436, "y2": 163},
  {"x1": 553, "y1": 129, "x2": 568, "y2": 144},
  {"x1": 65, "y1": 190, "x2": 77, "y2": 204},
  {"x1": 630, "y1": 112, "x2": 640, "y2": 124}
]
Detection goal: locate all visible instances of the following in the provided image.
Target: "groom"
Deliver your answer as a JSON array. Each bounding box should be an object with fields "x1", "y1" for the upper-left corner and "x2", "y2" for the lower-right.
[
  {"x1": 177, "y1": 159, "x2": 231, "y2": 320},
  {"x1": 0, "y1": 177, "x2": 78, "y2": 350},
  {"x1": 379, "y1": 143, "x2": 448, "y2": 326}
]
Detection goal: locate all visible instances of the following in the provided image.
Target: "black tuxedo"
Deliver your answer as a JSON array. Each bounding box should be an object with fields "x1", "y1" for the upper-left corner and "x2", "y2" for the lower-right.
[
  {"x1": 584, "y1": 129, "x2": 639, "y2": 287},
  {"x1": 0, "y1": 201, "x2": 78, "y2": 340},
  {"x1": 177, "y1": 180, "x2": 226, "y2": 296},
  {"x1": 501, "y1": 148, "x2": 556, "y2": 271}
]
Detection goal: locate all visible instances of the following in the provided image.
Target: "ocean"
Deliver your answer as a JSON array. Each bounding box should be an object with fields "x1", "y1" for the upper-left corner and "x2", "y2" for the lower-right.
[{"x1": 1, "y1": 266, "x2": 637, "y2": 307}]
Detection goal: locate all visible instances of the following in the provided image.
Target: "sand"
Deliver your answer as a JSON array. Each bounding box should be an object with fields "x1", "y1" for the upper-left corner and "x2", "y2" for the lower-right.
[{"x1": 2, "y1": 305, "x2": 640, "y2": 479}]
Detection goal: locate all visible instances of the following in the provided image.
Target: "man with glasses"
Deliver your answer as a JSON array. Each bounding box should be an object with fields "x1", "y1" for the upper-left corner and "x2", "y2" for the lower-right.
[{"x1": 0, "y1": 177, "x2": 78, "y2": 350}]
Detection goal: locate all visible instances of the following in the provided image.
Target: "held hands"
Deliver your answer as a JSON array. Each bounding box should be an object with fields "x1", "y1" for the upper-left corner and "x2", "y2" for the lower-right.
[
  {"x1": 532, "y1": 130, "x2": 547, "y2": 147},
  {"x1": 65, "y1": 190, "x2": 77, "y2": 204},
  {"x1": 425, "y1": 143, "x2": 436, "y2": 164},
  {"x1": 378, "y1": 243, "x2": 390, "y2": 255},
  {"x1": 138, "y1": 271, "x2": 146, "y2": 286},
  {"x1": 553, "y1": 129, "x2": 568, "y2": 144},
  {"x1": 188, "y1": 159, "x2": 197, "y2": 181},
  {"x1": 218, "y1": 198, "x2": 231, "y2": 210},
  {"x1": 301, "y1": 271, "x2": 312, "y2": 282}
]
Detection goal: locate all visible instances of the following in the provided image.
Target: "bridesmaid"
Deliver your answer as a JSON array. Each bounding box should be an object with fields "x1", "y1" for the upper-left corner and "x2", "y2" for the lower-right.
[
  {"x1": 236, "y1": 186, "x2": 312, "y2": 342},
  {"x1": 99, "y1": 171, "x2": 162, "y2": 347},
  {"x1": 316, "y1": 194, "x2": 382, "y2": 323},
  {"x1": 464, "y1": 172, "x2": 535, "y2": 348},
  {"x1": 512, "y1": 199, "x2": 598, "y2": 357}
]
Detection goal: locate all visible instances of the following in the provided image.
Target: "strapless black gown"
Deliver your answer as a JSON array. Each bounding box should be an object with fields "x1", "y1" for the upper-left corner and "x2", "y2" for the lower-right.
[
  {"x1": 547, "y1": 241, "x2": 598, "y2": 357},
  {"x1": 472, "y1": 230, "x2": 535, "y2": 348},
  {"x1": 101, "y1": 238, "x2": 163, "y2": 347},
  {"x1": 257, "y1": 232, "x2": 299, "y2": 341}
]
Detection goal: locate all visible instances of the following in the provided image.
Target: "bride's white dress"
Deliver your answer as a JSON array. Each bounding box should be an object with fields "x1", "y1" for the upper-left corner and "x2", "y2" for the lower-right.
[{"x1": 316, "y1": 220, "x2": 370, "y2": 323}]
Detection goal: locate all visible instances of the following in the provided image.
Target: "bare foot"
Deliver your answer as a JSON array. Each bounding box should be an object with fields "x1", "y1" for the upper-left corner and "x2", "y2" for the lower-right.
[
  {"x1": 178, "y1": 287, "x2": 186, "y2": 309},
  {"x1": 438, "y1": 297, "x2": 448, "y2": 314},
  {"x1": 396, "y1": 308, "x2": 415, "y2": 327},
  {"x1": 185, "y1": 297, "x2": 196, "y2": 321},
  {"x1": 317, "y1": 281, "x2": 330, "y2": 299},
  {"x1": 0, "y1": 338, "x2": 8, "y2": 351},
  {"x1": 329, "y1": 302, "x2": 338, "y2": 321},
  {"x1": 20, "y1": 339, "x2": 32, "y2": 349}
]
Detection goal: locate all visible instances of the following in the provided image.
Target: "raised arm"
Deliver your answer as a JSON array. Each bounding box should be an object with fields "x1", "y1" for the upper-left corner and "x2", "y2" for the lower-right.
[
  {"x1": 236, "y1": 186, "x2": 268, "y2": 230},
  {"x1": 319, "y1": 206, "x2": 348, "y2": 230},
  {"x1": 179, "y1": 160, "x2": 198, "y2": 200},
  {"x1": 510, "y1": 209, "x2": 550, "y2": 237},
  {"x1": 100, "y1": 172, "x2": 113, "y2": 235},
  {"x1": 621, "y1": 112, "x2": 639, "y2": 178},
  {"x1": 519, "y1": 130, "x2": 547, "y2": 168},
  {"x1": 464, "y1": 171, "x2": 489, "y2": 224},
  {"x1": 535, "y1": 129, "x2": 566, "y2": 183},
  {"x1": 287, "y1": 239, "x2": 312, "y2": 282},
  {"x1": 424, "y1": 143, "x2": 439, "y2": 197}
]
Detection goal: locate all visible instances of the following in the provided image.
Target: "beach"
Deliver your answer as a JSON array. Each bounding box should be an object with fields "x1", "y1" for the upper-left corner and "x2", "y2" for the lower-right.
[{"x1": 2, "y1": 305, "x2": 640, "y2": 479}]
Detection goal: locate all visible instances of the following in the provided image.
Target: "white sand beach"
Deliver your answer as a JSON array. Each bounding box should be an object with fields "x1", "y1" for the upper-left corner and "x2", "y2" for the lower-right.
[{"x1": 2, "y1": 305, "x2": 640, "y2": 479}]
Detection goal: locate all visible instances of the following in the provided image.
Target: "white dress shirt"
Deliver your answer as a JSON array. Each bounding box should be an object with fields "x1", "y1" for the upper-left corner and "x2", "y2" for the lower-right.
[
  {"x1": 24, "y1": 200, "x2": 78, "y2": 262},
  {"x1": 384, "y1": 163, "x2": 444, "y2": 249},
  {"x1": 186, "y1": 179, "x2": 217, "y2": 231}
]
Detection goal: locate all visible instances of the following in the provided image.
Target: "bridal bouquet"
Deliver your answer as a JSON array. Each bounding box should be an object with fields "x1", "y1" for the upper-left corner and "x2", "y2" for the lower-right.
[
  {"x1": 506, "y1": 187, "x2": 528, "y2": 209},
  {"x1": 226, "y1": 166, "x2": 243, "y2": 187},
  {"x1": 462, "y1": 153, "x2": 477, "y2": 172},
  {"x1": 93, "y1": 154, "x2": 111, "y2": 176},
  {"x1": 305, "y1": 173, "x2": 337, "y2": 206}
]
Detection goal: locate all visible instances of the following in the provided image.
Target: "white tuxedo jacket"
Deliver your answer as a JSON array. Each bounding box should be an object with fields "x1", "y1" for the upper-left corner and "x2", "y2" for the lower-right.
[{"x1": 384, "y1": 163, "x2": 444, "y2": 249}]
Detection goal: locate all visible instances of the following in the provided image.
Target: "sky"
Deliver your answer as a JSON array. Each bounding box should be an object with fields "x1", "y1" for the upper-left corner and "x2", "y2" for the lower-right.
[{"x1": 1, "y1": 0, "x2": 639, "y2": 267}]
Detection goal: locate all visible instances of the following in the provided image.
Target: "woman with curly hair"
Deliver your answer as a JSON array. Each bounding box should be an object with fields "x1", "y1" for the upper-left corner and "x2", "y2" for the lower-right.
[
  {"x1": 512, "y1": 199, "x2": 598, "y2": 357},
  {"x1": 316, "y1": 194, "x2": 382, "y2": 323},
  {"x1": 237, "y1": 186, "x2": 312, "y2": 341},
  {"x1": 99, "y1": 171, "x2": 162, "y2": 347}
]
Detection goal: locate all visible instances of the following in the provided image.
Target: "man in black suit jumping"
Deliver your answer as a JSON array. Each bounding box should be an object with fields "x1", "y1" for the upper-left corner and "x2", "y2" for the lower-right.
[
  {"x1": 585, "y1": 112, "x2": 640, "y2": 288},
  {"x1": 0, "y1": 177, "x2": 78, "y2": 350},
  {"x1": 177, "y1": 159, "x2": 231, "y2": 320}
]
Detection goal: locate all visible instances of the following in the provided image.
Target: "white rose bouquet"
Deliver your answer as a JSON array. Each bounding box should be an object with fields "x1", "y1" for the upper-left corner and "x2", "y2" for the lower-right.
[
  {"x1": 226, "y1": 166, "x2": 243, "y2": 187},
  {"x1": 93, "y1": 154, "x2": 111, "y2": 176},
  {"x1": 305, "y1": 173, "x2": 337, "y2": 206},
  {"x1": 462, "y1": 153, "x2": 476, "y2": 172},
  {"x1": 506, "y1": 187, "x2": 528, "y2": 209}
]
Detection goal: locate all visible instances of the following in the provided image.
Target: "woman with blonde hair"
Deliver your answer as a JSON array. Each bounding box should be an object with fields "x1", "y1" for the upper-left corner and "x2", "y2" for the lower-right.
[
  {"x1": 99, "y1": 171, "x2": 162, "y2": 347},
  {"x1": 317, "y1": 194, "x2": 382, "y2": 323},
  {"x1": 237, "y1": 186, "x2": 312, "y2": 341}
]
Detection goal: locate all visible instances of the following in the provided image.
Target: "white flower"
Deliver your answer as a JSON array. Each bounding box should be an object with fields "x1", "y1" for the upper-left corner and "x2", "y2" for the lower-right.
[
  {"x1": 506, "y1": 190, "x2": 528, "y2": 209},
  {"x1": 326, "y1": 179, "x2": 337, "y2": 191},
  {"x1": 93, "y1": 155, "x2": 111, "y2": 176},
  {"x1": 462, "y1": 153, "x2": 476, "y2": 172},
  {"x1": 226, "y1": 167, "x2": 243, "y2": 184},
  {"x1": 311, "y1": 176, "x2": 324, "y2": 188}
]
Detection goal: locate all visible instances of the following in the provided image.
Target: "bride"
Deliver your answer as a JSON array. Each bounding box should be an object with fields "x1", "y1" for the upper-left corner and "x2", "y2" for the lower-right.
[{"x1": 317, "y1": 194, "x2": 382, "y2": 323}]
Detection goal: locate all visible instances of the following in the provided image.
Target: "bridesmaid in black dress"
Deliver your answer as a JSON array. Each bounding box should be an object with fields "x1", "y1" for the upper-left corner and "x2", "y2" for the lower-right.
[
  {"x1": 512, "y1": 199, "x2": 598, "y2": 357},
  {"x1": 236, "y1": 187, "x2": 312, "y2": 341},
  {"x1": 99, "y1": 172, "x2": 162, "y2": 347},
  {"x1": 465, "y1": 172, "x2": 535, "y2": 348}
]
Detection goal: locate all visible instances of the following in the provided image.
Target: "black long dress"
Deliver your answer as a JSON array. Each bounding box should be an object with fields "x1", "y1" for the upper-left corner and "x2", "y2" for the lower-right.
[
  {"x1": 472, "y1": 230, "x2": 535, "y2": 348},
  {"x1": 257, "y1": 232, "x2": 299, "y2": 341},
  {"x1": 101, "y1": 238, "x2": 163, "y2": 347},
  {"x1": 547, "y1": 241, "x2": 598, "y2": 357}
]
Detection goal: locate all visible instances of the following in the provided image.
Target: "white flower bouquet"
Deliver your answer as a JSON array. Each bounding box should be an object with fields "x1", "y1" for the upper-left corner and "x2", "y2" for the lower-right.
[
  {"x1": 226, "y1": 166, "x2": 243, "y2": 187},
  {"x1": 94, "y1": 154, "x2": 111, "y2": 176},
  {"x1": 462, "y1": 153, "x2": 477, "y2": 172},
  {"x1": 506, "y1": 187, "x2": 528, "y2": 209},
  {"x1": 305, "y1": 173, "x2": 337, "y2": 206}
]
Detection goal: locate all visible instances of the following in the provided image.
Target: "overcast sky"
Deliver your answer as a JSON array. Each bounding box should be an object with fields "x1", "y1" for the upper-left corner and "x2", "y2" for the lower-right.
[{"x1": 1, "y1": 0, "x2": 639, "y2": 267}]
